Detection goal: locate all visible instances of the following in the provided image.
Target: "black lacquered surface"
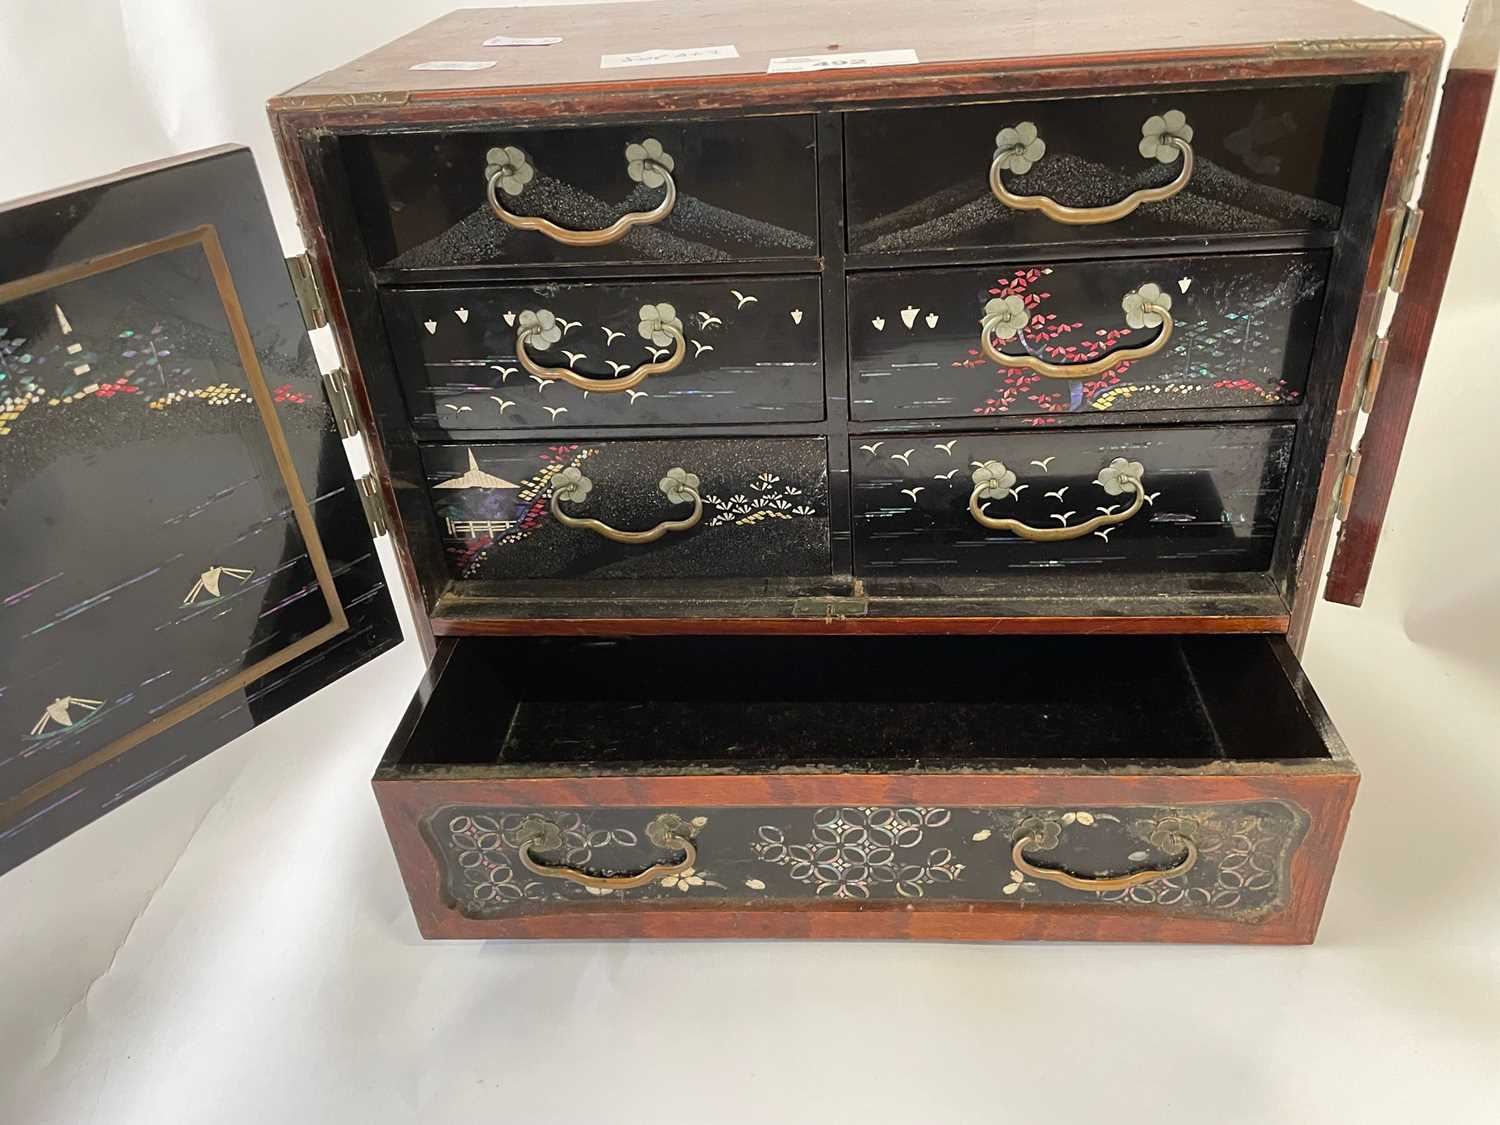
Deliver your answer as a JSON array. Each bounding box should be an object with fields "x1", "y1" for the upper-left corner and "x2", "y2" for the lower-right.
[
  {"x1": 0, "y1": 148, "x2": 399, "y2": 875},
  {"x1": 383, "y1": 275, "x2": 823, "y2": 432},
  {"x1": 848, "y1": 251, "x2": 1328, "y2": 419},
  {"x1": 422, "y1": 437, "x2": 830, "y2": 580},
  {"x1": 850, "y1": 422, "x2": 1295, "y2": 576},
  {"x1": 845, "y1": 84, "x2": 1367, "y2": 252},
  {"x1": 343, "y1": 115, "x2": 820, "y2": 270}
]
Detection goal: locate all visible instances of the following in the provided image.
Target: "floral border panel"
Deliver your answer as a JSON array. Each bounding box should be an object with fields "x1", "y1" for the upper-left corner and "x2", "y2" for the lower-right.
[{"x1": 425, "y1": 802, "x2": 1308, "y2": 920}]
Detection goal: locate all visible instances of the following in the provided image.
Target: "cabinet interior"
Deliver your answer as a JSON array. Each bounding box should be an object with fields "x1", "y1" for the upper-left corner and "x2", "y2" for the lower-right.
[{"x1": 307, "y1": 74, "x2": 1410, "y2": 629}]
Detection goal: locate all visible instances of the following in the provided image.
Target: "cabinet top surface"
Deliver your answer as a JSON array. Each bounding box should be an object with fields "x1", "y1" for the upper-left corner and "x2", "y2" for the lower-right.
[{"x1": 273, "y1": 1, "x2": 1436, "y2": 106}]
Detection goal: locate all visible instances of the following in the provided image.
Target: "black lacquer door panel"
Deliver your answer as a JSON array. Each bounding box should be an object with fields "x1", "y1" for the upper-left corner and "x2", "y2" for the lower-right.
[
  {"x1": 845, "y1": 84, "x2": 1367, "y2": 252},
  {"x1": 423, "y1": 438, "x2": 830, "y2": 580},
  {"x1": 848, "y1": 251, "x2": 1328, "y2": 420},
  {"x1": 850, "y1": 423, "x2": 1294, "y2": 576},
  {"x1": 343, "y1": 116, "x2": 819, "y2": 270},
  {"x1": 0, "y1": 148, "x2": 400, "y2": 875},
  {"x1": 383, "y1": 276, "x2": 823, "y2": 432}
]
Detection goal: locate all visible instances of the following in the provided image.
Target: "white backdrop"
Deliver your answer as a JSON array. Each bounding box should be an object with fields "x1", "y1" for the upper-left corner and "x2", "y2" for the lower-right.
[{"x1": 1, "y1": 2, "x2": 1497, "y2": 1121}]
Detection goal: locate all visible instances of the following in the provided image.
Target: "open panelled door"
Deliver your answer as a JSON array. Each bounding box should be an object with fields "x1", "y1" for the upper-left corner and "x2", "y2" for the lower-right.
[
  {"x1": 1325, "y1": 0, "x2": 1499, "y2": 606},
  {"x1": 0, "y1": 146, "x2": 401, "y2": 875}
]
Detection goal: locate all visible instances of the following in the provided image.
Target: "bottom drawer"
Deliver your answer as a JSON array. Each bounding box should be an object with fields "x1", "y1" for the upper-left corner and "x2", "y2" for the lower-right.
[{"x1": 375, "y1": 634, "x2": 1356, "y2": 943}]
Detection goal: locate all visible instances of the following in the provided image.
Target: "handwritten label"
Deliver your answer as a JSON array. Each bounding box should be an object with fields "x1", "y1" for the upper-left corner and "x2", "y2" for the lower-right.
[
  {"x1": 767, "y1": 48, "x2": 919, "y2": 73},
  {"x1": 601, "y1": 45, "x2": 739, "y2": 69},
  {"x1": 409, "y1": 60, "x2": 496, "y2": 71},
  {"x1": 483, "y1": 35, "x2": 562, "y2": 47}
]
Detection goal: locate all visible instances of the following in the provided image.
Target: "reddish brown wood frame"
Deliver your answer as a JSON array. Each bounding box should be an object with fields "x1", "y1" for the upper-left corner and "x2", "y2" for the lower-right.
[
  {"x1": 372, "y1": 767, "x2": 1357, "y2": 944},
  {"x1": 267, "y1": 12, "x2": 1442, "y2": 655},
  {"x1": 1325, "y1": 26, "x2": 1500, "y2": 604}
]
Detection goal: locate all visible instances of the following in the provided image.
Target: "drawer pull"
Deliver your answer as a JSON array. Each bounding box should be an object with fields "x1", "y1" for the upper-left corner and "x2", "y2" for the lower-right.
[
  {"x1": 550, "y1": 465, "x2": 703, "y2": 544},
  {"x1": 516, "y1": 304, "x2": 686, "y2": 391},
  {"x1": 989, "y1": 111, "x2": 1195, "y2": 225},
  {"x1": 969, "y1": 458, "x2": 1147, "y2": 541},
  {"x1": 484, "y1": 139, "x2": 677, "y2": 246},
  {"x1": 1012, "y1": 830, "x2": 1197, "y2": 892},
  {"x1": 515, "y1": 814, "x2": 698, "y2": 890},
  {"x1": 979, "y1": 284, "x2": 1173, "y2": 379}
]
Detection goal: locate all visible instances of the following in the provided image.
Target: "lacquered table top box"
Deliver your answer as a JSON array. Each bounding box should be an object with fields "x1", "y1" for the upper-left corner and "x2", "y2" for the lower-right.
[{"x1": 2, "y1": 0, "x2": 1493, "y2": 942}]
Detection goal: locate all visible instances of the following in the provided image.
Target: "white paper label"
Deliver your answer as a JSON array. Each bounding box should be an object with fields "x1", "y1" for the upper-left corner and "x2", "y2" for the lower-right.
[
  {"x1": 601, "y1": 45, "x2": 739, "y2": 69},
  {"x1": 767, "y1": 48, "x2": 919, "y2": 73},
  {"x1": 483, "y1": 35, "x2": 562, "y2": 47},
  {"x1": 410, "y1": 60, "x2": 497, "y2": 71}
]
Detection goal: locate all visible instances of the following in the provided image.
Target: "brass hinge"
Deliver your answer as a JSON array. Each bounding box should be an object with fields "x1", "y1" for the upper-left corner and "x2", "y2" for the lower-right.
[
  {"x1": 1360, "y1": 336, "x2": 1390, "y2": 413},
  {"x1": 286, "y1": 252, "x2": 328, "y2": 331},
  {"x1": 1388, "y1": 204, "x2": 1424, "y2": 294},
  {"x1": 354, "y1": 474, "x2": 389, "y2": 539},
  {"x1": 321, "y1": 367, "x2": 360, "y2": 439},
  {"x1": 1334, "y1": 447, "x2": 1363, "y2": 521}
]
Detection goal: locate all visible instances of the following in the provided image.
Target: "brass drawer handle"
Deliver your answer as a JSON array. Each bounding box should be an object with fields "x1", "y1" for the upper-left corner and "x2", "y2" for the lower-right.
[
  {"x1": 485, "y1": 139, "x2": 677, "y2": 246},
  {"x1": 516, "y1": 814, "x2": 698, "y2": 890},
  {"x1": 1012, "y1": 831, "x2": 1197, "y2": 892},
  {"x1": 550, "y1": 465, "x2": 703, "y2": 544},
  {"x1": 516, "y1": 304, "x2": 686, "y2": 392},
  {"x1": 989, "y1": 111, "x2": 1195, "y2": 225},
  {"x1": 969, "y1": 458, "x2": 1147, "y2": 541},
  {"x1": 979, "y1": 284, "x2": 1173, "y2": 380}
]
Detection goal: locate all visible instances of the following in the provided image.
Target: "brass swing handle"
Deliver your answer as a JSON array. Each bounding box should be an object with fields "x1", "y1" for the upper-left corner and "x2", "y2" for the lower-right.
[
  {"x1": 485, "y1": 139, "x2": 677, "y2": 246},
  {"x1": 979, "y1": 284, "x2": 1174, "y2": 380},
  {"x1": 515, "y1": 814, "x2": 698, "y2": 890},
  {"x1": 989, "y1": 111, "x2": 1195, "y2": 225},
  {"x1": 550, "y1": 466, "x2": 703, "y2": 545},
  {"x1": 517, "y1": 310, "x2": 686, "y2": 392},
  {"x1": 1011, "y1": 832, "x2": 1198, "y2": 892},
  {"x1": 968, "y1": 457, "x2": 1147, "y2": 542}
]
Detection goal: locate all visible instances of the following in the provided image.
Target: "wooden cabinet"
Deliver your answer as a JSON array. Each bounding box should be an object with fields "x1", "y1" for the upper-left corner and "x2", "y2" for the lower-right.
[{"x1": 4, "y1": 0, "x2": 1492, "y2": 945}]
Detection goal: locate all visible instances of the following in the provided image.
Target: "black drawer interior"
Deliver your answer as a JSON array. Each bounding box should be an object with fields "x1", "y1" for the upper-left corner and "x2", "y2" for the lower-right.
[{"x1": 392, "y1": 634, "x2": 1335, "y2": 771}]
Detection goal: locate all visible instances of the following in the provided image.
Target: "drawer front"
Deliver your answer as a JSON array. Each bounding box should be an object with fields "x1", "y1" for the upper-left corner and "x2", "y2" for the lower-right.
[
  {"x1": 423, "y1": 437, "x2": 830, "y2": 580},
  {"x1": 427, "y1": 801, "x2": 1307, "y2": 919},
  {"x1": 383, "y1": 276, "x2": 823, "y2": 432},
  {"x1": 845, "y1": 84, "x2": 1366, "y2": 253},
  {"x1": 848, "y1": 252, "x2": 1327, "y2": 421},
  {"x1": 851, "y1": 422, "x2": 1294, "y2": 576},
  {"x1": 343, "y1": 116, "x2": 819, "y2": 270},
  {"x1": 376, "y1": 635, "x2": 1357, "y2": 942}
]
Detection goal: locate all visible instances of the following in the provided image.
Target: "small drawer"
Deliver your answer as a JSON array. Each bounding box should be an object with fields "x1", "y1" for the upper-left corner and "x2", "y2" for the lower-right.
[
  {"x1": 374, "y1": 634, "x2": 1357, "y2": 943},
  {"x1": 342, "y1": 115, "x2": 819, "y2": 270},
  {"x1": 382, "y1": 276, "x2": 823, "y2": 433},
  {"x1": 422, "y1": 437, "x2": 830, "y2": 580},
  {"x1": 848, "y1": 251, "x2": 1328, "y2": 421},
  {"x1": 845, "y1": 84, "x2": 1367, "y2": 253},
  {"x1": 851, "y1": 422, "x2": 1293, "y2": 576}
]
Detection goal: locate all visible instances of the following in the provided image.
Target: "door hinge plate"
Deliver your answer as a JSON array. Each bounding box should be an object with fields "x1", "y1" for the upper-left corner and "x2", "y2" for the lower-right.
[
  {"x1": 355, "y1": 474, "x2": 389, "y2": 539},
  {"x1": 1361, "y1": 335, "x2": 1390, "y2": 413},
  {"x1": 1388, "y1": 204, "x2": 1424, "y2": 294},
  {"x1": 286, "y1": 252, "x2": 328, "y2": 331},
  {"x1": 1335, "y1": 447, "x2": 1363, "y2": 522},
  {"x1": 321, "y1": 367, "x2": 360, "y2": 440}
]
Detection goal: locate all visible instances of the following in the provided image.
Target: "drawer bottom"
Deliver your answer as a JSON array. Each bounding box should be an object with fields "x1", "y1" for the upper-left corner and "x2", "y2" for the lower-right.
[{"x1": 375, "y1": 635, "x2": 1357, "y2": 943}]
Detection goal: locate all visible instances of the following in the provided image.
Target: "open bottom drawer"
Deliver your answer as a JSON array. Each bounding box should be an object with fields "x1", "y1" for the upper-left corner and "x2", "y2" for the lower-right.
[{"x1": 375, "y1": 635, "x2": 1356, "y2": 943}]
